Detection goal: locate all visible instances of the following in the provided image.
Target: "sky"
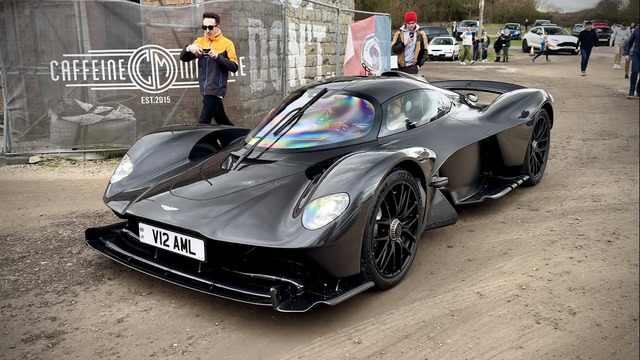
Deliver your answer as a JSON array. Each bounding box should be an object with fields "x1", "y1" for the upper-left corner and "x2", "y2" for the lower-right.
[{"x1": 541, "y1": 0, "x2": 600, "y2": 12}]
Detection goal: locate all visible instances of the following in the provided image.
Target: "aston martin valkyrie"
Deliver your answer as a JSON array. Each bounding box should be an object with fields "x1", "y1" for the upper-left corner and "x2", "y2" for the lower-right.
[{"x1": 86, "y1": 72, "x2": 553, "y2": 312}]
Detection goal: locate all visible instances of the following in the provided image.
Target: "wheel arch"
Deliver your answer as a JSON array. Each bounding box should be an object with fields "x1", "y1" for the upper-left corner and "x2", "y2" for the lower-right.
[
  {"x1": 541, "y1": 101, "x2": 554, "y2": 129},
  {"x1": 393, "y1": 159, "x2": 428, "y2": 195}
]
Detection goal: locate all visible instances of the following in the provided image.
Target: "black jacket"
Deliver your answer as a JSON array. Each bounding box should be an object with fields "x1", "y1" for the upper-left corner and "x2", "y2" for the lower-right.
[{"x1": 577, "y1": 29, "x2": 599, "y2": 50}]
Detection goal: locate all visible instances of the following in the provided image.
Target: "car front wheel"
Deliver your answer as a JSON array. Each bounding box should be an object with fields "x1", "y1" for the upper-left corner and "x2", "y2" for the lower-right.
[
  {"x1": 520, "y1": 109, "x2": 550, "y2": 186},
  {"x1": 361, "y1": 169, "x2": 423, "y2": 289},
  {"x1": 522, "y1": 39, "x2": 531, "y2": 53}
]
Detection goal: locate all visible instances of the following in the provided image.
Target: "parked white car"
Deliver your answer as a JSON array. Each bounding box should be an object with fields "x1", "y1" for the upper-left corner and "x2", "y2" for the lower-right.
[
  {"x1": 427, "y1": 36, "x2": 460, "y2": 61},
  {"x1": 522, "y1": 26, "x2": 578, "y2": 54}
]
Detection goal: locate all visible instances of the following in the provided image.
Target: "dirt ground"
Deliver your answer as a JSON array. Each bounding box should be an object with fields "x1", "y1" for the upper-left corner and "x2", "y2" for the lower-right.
[{"x1": 1, "y1": 47, "x2": 638, "y2": 360}]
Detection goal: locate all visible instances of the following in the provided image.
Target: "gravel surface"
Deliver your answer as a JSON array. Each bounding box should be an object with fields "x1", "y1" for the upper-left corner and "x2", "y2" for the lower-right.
[{"x1": 0, "y1": 47, "x2": 638, "y2": 360}]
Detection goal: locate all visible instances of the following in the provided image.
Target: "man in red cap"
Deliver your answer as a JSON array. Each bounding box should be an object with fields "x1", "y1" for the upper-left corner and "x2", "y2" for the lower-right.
[{"x1": 392, "y1": 11, "x2": 428, "y2": 74}]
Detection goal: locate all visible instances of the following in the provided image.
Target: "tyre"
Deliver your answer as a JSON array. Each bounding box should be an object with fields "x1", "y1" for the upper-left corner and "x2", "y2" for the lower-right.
[
  {"x1": 361, "y1": 169, "x2": 423, "y2": 289},
  {"x1": 520, "y1": 109, "x2": 550, "y2": 186},
  {"x1": 522, "y1": 39, "x2": 531, "y2": 53}
]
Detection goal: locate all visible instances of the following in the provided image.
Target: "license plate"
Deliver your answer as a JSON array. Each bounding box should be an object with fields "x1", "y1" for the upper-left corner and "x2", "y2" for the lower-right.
[{"x1": 138, "y1": 222, "x2": 206, "y2": 261}]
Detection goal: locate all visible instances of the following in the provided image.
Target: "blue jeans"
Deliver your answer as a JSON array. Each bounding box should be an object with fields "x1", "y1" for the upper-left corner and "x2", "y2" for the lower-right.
[
  {"x1": 580, "y1": 48, "x2": 592, "y2": 72},
  {"x1": 629, "y1": 54, "x2": 640, "y2": 96}
]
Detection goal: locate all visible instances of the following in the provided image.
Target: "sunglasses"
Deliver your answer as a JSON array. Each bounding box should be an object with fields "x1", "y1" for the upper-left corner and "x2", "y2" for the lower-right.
[{"x1": 201, "y1": 25, "x2": 219, "y2": 30}]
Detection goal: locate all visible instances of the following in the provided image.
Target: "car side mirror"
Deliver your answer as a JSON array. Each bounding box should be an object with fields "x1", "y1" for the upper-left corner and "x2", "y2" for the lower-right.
[{"x1": 466, "y1": 93, "x2": 478, "y2": 103}]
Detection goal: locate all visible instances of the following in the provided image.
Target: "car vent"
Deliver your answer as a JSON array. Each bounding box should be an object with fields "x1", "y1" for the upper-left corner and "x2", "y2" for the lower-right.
[{"x1": 220, "y1": 154, "x2": 275, "y2": 170}]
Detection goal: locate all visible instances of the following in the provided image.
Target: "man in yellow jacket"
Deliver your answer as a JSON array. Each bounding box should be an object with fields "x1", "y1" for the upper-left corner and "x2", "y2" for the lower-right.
[
  {"x1": 391, "y1": 11, "x2": 428, "y2": 74},
  {"x1": 181, "y1": 12, "x2": 238, "y2": 125}
]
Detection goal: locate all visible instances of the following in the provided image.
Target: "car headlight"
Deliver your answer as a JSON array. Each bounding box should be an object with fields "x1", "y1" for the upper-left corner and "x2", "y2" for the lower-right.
[
  {"x1": 110, "y1": 154, "x2": 133, "y2": 184},
  {"x1": 302, "y1": 193, "x2": 349, "y2": 230}
]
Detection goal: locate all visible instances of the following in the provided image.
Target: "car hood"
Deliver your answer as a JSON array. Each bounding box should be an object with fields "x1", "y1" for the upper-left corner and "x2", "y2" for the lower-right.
[
  {"x1": 429, "y1": 44, "x2": 457, "y2": 51},
  {"x1": 121, "y1": 153, "x2": 319, "y2": 247},
  {"x1": 547, "y1": 35, "x2": 577, "y2": 43},
  {"x1": 168, "y1": 154, "x2": 308, "y2": 200}
]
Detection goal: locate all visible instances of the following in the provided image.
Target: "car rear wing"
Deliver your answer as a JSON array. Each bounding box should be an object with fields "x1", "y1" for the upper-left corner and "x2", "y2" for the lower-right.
[{"x1": 430, "y1": 80, "x2": 526, "y2": 94}]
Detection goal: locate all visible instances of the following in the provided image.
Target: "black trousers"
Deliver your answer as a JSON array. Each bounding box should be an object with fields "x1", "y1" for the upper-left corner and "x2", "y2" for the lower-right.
[
  {"x1": 533, "y1": 48, "x2": 549, "y2": 61},
  {"x1": 198, "y1": 95, "x2": 234, "y2": 125},
  {"x1": 398, "y1": 64, "x2": 419, "y2": 74}
]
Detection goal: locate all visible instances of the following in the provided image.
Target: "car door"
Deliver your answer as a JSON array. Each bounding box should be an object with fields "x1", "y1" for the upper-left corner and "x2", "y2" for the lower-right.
[{"x1": 530, "y1": 27, "x2": 544, "y2": 48}]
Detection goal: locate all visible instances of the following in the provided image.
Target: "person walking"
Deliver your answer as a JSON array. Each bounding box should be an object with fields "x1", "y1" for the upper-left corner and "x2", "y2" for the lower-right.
[
  {"x1": 622, "y1": 36, "x2": 632, "y2": 79},
  {"x1": 576, "y1": 21, "x2": 599, "y2": 76},
  {"x1": 480, "y1": 31, "x2": 490, "y2": 62},
  {"x1": 624, "y1": 26, "x2": 640, "y2": 99},
  {"x1": 493, "y1": 30, "x2": 504, "y2": 62},
  {"x1": 451, "y1": 21, "x2": 457, "y2": 38},
  {"x1": 532, "y1": 35, "x2": 551, "y2": 63},
  {"x1": 501, "y1": 28, "x2": 512, "y2": 62},
  {"x1": 459, "y1": 26, "x2": 475, "y2": 65},
  {"x1": 525, "y1": 18, "x2": 530, "y2": 32},
  {"x1": 391, "y1": 11, "x2": 429, "y2": 74},
  {"x1": 610, "y1": 22, "x2": 631, "y2": 71},
  {"x1": 181, "y1": 12, "x2": 238, "y2": 125}
]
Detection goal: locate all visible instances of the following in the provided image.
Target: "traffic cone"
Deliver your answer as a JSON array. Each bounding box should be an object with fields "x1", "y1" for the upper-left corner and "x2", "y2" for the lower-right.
[{"x1": 530, "y1": 47, "x2": 535, "y2": 56}]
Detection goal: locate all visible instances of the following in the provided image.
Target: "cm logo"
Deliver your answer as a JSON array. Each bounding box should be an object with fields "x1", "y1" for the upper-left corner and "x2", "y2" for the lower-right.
[{"x1": 128, "y1": 45, "x2": 178, "y2": 94}]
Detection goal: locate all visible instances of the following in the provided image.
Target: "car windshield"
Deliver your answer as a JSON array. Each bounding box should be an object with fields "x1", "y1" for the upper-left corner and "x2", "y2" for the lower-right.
[
  {"x1": 459, "y1": 21, "x2": 477, "y2": 28},
  {"x1": 545, "y1": 27, "x2": 570, "y2": 36},
  {"x1": 505, "y1": 24, "x2": 520, "y2": 30},
  {"x1": 596, "y1": 28, "x2": 612, "y2": 34},
  {"x1": 431, "y1": 37, "x2": 453, "y2": 45},
  {"x1": 245, "y1": 90, "x2": 375, "y2": 149}
]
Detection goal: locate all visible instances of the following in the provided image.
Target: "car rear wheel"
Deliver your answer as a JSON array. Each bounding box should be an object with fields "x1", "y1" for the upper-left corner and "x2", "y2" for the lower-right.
[
  {"x1": 361, "y1": 169, "x2": 423, "y2": 290},
  {"x1": 520, "y1": 109, "x2": 550, "y2": 186},
  {"x1": 522, "y1": 39, "x2": 531, "y2": 53}
]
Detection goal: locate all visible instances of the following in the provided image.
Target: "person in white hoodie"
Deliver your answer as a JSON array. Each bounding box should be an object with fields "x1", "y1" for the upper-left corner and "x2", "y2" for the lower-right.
[
  {"x1": 459, "y1": 26, "x2": 475, "y2": 65},
  {"x1": 610, "y1": 22, "x2": 631, "y2": 74}
]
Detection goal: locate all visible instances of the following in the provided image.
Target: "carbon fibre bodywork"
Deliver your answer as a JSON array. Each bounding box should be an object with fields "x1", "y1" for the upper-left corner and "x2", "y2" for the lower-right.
[{"x1": 86, "y1": 72, "x2": 553, "y2": 311}]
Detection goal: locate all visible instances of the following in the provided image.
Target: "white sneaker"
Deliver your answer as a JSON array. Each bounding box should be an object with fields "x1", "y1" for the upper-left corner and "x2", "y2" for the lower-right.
[
  {"x1": 461, "y1": 62, "x2": 466, "y2": 65},
  {"x1": 482, "y1": 59, "x2": 487, "y2": 62},
  {"x1": 581, "y1": 71, "x2": 586, "y2": 76},
  {"x1": 470, "y1": 60, "x2": 475, "y2": 64},
  {"x1": 613, "y1": 64, "x2": 617, "y2": 69}
]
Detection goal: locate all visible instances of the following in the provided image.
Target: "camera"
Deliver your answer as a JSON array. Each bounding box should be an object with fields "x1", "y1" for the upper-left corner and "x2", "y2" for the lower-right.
[
  {"x1": 202, "y1": 48, "x2": 210, "y2": 55},
  {"x1": 409, "y1": 32, "x2": 414, "y2": 38}
]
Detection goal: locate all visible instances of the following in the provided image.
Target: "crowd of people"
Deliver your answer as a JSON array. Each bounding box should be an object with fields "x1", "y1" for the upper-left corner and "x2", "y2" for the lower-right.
[
  {"x1": 393, "y1": 11, "x2": 639, "y2": 101},
  {"x1": 183, "y1": 9, "x2": 639, "y2": 127}
]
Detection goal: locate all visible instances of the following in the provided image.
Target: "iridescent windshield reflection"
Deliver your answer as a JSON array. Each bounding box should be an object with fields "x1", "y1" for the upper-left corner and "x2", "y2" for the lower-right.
[{"x1": 247, "y1": 93, "x2": 375, "y2": 149}]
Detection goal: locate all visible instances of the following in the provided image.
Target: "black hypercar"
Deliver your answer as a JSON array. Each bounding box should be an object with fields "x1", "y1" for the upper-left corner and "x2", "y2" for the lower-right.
[{"x1": 86, "y1": 72, "x2": 553, "y2": 312}]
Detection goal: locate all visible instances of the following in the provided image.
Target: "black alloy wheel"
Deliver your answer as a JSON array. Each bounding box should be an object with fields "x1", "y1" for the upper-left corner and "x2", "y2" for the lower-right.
[
  {"x1": 521, "y1": 109, "x2": 550, "y2": 186},
  {"x1": 361, "y1": 169, "x2": 423, "y2": 289}
]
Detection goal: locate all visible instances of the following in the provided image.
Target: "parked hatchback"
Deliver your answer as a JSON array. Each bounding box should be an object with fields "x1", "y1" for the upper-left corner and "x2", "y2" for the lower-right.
[
  {"x1": 422, "y1": 26, "x2": 451, "y2": 40},
  {"x1": 595, "y1": 26, "x2": 612, "y2": 45},
  {"x1": 455, "y1": 20, "x2": 480, "y2": 40},
  {"x1": 427, "y1": 36, "x2": 460, "y2": 61},
  {"x1": 572, "y1": 24, "x2": 583, "y2": 36},
  {"x1": 533, "y1": 19, "x2": 551, "y2": 27},
  {"x1": 502, "y1": 23, "x2": 522, "y2": 40}
]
